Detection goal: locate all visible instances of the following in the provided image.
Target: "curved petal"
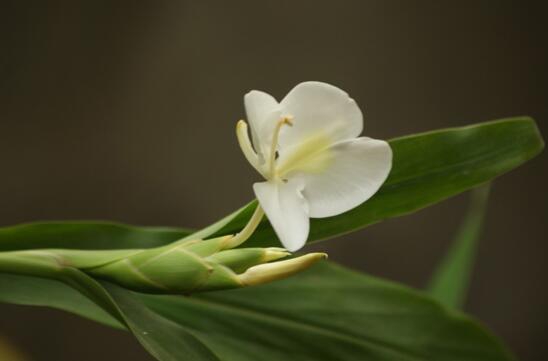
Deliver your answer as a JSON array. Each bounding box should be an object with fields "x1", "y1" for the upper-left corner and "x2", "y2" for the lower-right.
[
  {"x1": 253, "y1": 179, "x2": 310, "y2": 252},
  {"x1": 299, "y1": 137, "x2": 392, "y2": 218},
  {"x1": 278, "y1": 81, "x2": 363, "y2": 150},
  {"x1": 244, "y1": 90, "x2": 281, "y2": 162}
]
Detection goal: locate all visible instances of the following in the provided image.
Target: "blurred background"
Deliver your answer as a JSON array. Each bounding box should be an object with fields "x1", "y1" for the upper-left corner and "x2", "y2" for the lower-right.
[{"x1": 0, "y1": 1, "x2": 547, "y2": 360}]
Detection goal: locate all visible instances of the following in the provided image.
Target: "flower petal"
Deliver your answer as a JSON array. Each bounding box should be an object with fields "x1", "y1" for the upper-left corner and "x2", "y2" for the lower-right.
[
  {"x1": 253, "y1": 179, "x2": 310, "y2": 252},
  {"x1": 299, "y1": 137, "x2": 392, "y2": 218},
  {"x1": 244, "y1": 90, "x2": 281, "y2": 162},
  {"x1": 279, "y1": 81, "x2": 363, "y2": 150}
]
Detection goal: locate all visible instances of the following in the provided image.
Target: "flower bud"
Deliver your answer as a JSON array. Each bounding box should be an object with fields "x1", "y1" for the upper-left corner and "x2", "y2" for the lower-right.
[
  {"x1": 84, "y1": 236, "x2": 326, "y2": 294},
  {"x1": 238, "y1": 253, "x2": 327, "y2": 286}
]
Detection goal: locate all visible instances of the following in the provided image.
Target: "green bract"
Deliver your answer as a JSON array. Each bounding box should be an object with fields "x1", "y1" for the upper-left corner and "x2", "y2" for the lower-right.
[{"x1": 0, "y1": 234, "x2": 326, "y2": 294}]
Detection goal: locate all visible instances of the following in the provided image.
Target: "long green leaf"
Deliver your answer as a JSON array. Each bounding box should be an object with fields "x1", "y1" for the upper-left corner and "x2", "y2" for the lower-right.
[
  {"x1": 101, "y1": 281, "x2": 221, "y2": 361},
  {"x1": 0, "y1": 271, "x2": 220, "y2": 361},
  {"x1": 183, "y1": 261, "x2": 514, "y2": 361},
  {"x1": 0, "y1": 262, "x2": 514, "y2": 361},
  {"x1": 0, "y1": 118, "x2": 542, "y2": 253},
  {"x1": 427, "y1": 184, "x2": 491, "y2": 309},
  {"x1": 197, "y1": 117, "x2": 543, "y2": 247},
  {"x1": 0, "y1": 215, "x2": 515, "y2": 360},
  {"x1": 0, "y1": 272, "x2": 122, "y2": 328},
  {"x1": 0, "y1": 222, "x2": 187, "y2": 251}
]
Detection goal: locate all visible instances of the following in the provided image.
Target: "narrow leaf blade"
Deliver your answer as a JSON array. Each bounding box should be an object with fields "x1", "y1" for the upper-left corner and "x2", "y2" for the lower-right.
[
  {"x1": 427, "y1": 184, "x2": 491, "y2": 308},
  {"x1": 0, "y1": 273, "x2": 122, "y2": 328},
  {"x1": 0, "y1": 271, "x2": 221, "y2": 361},
  {"x1": 204, "y1": 117, "x2": 544, "y2": 247},
  {"x1": 0, "y1": 222, "x2": 188, "y2": 251},
  {"x1": 142, "y1": 261, "x2": 515, "y2": 361}
]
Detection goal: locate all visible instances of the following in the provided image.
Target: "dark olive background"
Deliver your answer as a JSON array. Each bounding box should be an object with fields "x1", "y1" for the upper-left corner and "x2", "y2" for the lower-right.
[{"x1": 0, "y1": 1, "x2": 547, "y2": 361}]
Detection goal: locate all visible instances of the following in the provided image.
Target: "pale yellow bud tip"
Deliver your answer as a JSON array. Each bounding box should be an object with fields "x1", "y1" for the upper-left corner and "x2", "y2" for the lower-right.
[
  {"x1": 262, "y1": 247, "x2": 291, "y2": 262},
  {"x1": 238, "y1": 252, "x2": 327, "y2": 286}
]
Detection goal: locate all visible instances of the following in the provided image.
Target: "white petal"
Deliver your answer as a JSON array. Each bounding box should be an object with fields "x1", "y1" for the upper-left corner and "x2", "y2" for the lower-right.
[
  {"x1": 244, "y1": 90, "x2": 281, "y2": 161},
  {"x1": 253, "y1": 179, "x2": 310, "y2": 252},
  {"x1": 279, "y1": 81, "x2": 363, "y2": 150},
  {"x1": 299, "y1": 137, "x2": 392, "y2": 218}
]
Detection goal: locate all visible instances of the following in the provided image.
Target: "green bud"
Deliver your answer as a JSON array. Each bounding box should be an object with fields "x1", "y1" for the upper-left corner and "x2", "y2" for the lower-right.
[
  {"x1": 207, "y1": 247, "x2": 289, "y2": 273},
  {"x1": 87, "y1": 243, "x2": 214, "y2": 293},
  {"x1": 0, "y1": 234, "x2": 327, "y2": 294},
  {"x1": 81, "y1": 236, "x2": 325, "y2": 294}
]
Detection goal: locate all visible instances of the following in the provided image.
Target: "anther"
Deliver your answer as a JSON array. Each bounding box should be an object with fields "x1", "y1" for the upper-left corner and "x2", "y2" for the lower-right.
[{"x1": 282, "y1": 115, "x2": 294, "y2": 126}]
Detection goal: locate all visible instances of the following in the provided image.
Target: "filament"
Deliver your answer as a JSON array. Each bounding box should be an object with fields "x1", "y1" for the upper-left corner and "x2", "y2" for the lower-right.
[
  {"x1": 224, "y1": 203, "x2": 265, "y2": 248},
  {"x1": 269, "y1": 116, "x2": 293, "y2": 179}
]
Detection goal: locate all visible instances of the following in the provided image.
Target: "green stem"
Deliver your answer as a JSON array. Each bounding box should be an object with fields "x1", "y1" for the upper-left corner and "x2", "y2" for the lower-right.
[
  {"x1": 0, "y1": 250, "x2": 62, "y2": 278},
  {"x1": 0, "y1": 248, "x2": 144, "y2": 286}
]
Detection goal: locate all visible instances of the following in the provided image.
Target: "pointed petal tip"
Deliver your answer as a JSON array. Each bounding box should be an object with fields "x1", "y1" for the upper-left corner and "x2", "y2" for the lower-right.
[{"x1": 263, "y1": 248, "x2": 291, "y2": 262}]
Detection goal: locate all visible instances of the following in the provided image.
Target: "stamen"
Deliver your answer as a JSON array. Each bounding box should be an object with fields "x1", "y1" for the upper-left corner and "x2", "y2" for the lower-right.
[
  {"x1": 236, "y1": 120, "x2": 265, "y2": 177},
  {"x1": 224, "y1": 204, "x2": 265, "y2": 249},
  {"x1": 269, "y1": 116, "x2": 293, "y2": 178}
]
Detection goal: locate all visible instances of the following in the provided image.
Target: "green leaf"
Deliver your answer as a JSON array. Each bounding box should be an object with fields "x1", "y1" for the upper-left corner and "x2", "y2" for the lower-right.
[
  {"x1": 427, "y1": 184, "x2": 491, "y2": 309},
  {"x1": 0, "y1": 271, "x2": 220, "y2": 361},
  {"x1": 0, "y1": 262, "x2": 515, "y2": 361},
  {"x1": 178, "y1": 261, "x2": 515, "y2": 361},
  {"x1": 0, "y1": 272, "x2": 123, "y2": 329},
  {"x1": 0, "y1": 216, "x2": 514, "y2": 360},
  {"x1": 193, "y1": 117, "x2": 543, "y2": 247},
  {"x1": 0, "y1": 221, "x2": 188, "y2": 251},
  {"x1": 101, "y1": 281, "x2": 221, "y2": 361},
  {"x1": 0, "y1": 118, "x2": 542, "y2": 252}
]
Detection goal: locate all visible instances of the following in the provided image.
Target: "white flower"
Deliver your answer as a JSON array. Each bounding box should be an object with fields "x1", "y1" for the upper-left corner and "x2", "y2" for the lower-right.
[{"x1": 236, "y1": 81, "x2": 392, "y2": 252}]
